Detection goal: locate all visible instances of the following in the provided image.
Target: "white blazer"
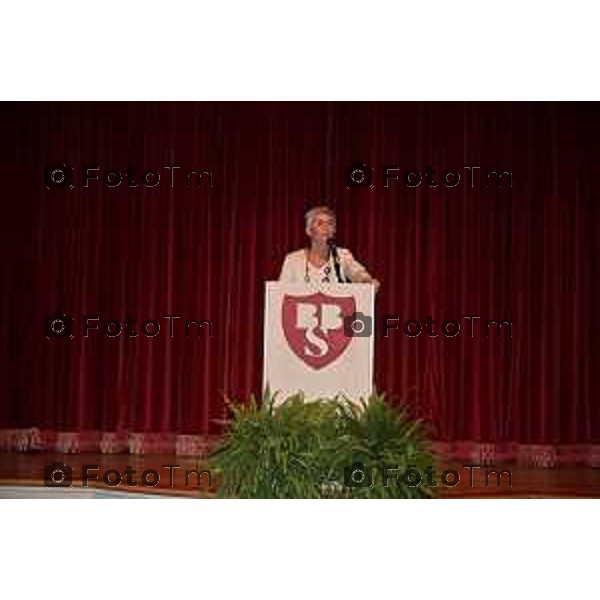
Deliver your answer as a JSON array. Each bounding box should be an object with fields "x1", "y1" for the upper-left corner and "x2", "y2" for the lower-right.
[{"x1": 279, "y1": 248, "x2": 371, "y2": 284}]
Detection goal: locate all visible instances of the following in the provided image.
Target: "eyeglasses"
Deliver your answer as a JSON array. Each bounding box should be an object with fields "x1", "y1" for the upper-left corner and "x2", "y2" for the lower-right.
[{"x1": 313, "y1": 217, "x2": 335, "y2": 228}]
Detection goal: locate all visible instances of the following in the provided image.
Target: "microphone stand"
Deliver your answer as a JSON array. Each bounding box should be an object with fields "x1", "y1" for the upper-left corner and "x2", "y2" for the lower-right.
[{"x1": 328, "y1": 239, "x2": 344, "y2": 283}]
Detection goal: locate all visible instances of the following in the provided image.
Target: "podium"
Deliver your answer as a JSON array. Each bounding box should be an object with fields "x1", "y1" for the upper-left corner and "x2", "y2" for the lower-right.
[{"x1": 263, "y1": 282, "x2": 375, "y2": 406}]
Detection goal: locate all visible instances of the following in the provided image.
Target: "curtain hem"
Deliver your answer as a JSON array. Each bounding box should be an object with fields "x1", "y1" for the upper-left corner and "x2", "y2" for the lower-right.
[
  {"x1": 0, "y1": 428, "x2": 220, "y2": 457},
  {"x1": 2, "y1": 428, "x2": 600, "y2": 466}
]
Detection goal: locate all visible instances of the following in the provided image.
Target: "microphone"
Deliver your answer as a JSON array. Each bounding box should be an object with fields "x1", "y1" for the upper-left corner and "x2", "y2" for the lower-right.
[{"x1": 328, "y1": 238, "x2": 344, "y2": 283}]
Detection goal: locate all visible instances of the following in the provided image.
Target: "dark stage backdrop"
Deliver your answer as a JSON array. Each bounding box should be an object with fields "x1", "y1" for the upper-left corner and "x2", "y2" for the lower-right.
[{"x1": 1, "y1": 102, "x2": 598, "y2": 464}]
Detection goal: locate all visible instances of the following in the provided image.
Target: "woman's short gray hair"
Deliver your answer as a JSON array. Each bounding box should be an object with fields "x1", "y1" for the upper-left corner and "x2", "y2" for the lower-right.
[{"x1": 304, "y1": 206, "x2": 336, "y2": 230}]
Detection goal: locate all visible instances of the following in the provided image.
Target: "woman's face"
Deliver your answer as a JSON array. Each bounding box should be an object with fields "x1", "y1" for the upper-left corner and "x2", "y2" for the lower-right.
[{"x1": 307, "y1": 213, "x2": 336, "y2": 244}]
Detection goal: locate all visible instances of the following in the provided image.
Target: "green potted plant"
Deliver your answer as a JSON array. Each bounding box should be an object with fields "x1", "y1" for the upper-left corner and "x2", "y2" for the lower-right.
[{"x1": 209, "y1": 390, "x2": 435, "y2": 499}]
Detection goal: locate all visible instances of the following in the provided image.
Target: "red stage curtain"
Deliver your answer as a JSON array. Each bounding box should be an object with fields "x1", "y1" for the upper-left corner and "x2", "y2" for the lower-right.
[{"x1": 1, "y1": 101, "x2": 598, "y2": 464}]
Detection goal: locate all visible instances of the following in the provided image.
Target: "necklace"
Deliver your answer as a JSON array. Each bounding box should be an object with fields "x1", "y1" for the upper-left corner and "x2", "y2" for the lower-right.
[{"x1": 304, "y1": 248, "x2": 332, "y2": 283}]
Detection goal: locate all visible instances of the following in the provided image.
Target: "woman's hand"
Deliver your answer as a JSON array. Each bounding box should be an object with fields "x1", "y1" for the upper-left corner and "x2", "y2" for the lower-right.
[{"x1": 358, "y1": 274, "x2": 380, "y2": 292}]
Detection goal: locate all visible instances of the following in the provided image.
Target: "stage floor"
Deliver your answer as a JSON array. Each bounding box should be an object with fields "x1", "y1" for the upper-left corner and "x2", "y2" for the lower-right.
[{"x1": 1, "y1": 452, "x2": 599, "y2": 498}]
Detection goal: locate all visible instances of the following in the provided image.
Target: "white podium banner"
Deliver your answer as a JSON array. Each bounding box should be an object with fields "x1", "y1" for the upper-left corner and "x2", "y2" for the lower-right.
[{"x1": 263, "y1": 282, "x2": 375, "y2": 405}]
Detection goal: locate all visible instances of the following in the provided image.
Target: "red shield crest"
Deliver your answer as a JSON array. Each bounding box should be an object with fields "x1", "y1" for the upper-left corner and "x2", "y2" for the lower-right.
[{"x1": 281, "y1": 292, "x2": 356, "y2": 370}]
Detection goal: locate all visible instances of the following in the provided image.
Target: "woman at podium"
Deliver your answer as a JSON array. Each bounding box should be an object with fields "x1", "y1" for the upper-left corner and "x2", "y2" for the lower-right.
[{"x1": 278, "y1": 206, "x2": 380, "y2": 290}]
